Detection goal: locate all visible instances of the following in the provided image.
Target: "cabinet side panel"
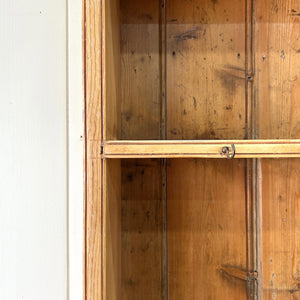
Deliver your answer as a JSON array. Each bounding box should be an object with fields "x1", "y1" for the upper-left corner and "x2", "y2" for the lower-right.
[
  {"x1": 121, "y1": 159, "x2": 164, "y2": 300},
  {"x1": 166, "y1": 0, "x2": 247, "y2": 140},
  {"x1": 104, "y1": 0, "x2": 120, "y2": 140},
  {"x1": 167, "y1": 159, "x2": 247, "y2": 299}
]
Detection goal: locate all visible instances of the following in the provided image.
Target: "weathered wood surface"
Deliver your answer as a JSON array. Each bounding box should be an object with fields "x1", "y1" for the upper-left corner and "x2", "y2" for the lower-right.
[
  {"x1": 103, "y1": 159, "x2": 121, "y2": 300},
  {"x1": 103, "y1": 0, "x2": 120, "y2": 140},
  {"x1": 167, "y1": 158, "x2": 247, "y2": 299},
  {"x1": 102, "y1": 0, "x2": 122, "y2": 299},
  {"x1": 121, "y1": 159, "x2": 164, "y2": 299},
  {"x1": 166, "y1": 0, "x2": 247, "y2": 141},
  {"x1": 85, "y1": 0, "x2": 300, "y2": 299},
  {"x1": 261, "y1": 159, "x2": 300, "y2": 300},
  {"x1": 120, "y1": 1, "x2": 165, "y2": 299},
  {"x1": 120, "y1": 0, "x2": 161, "y2": 140},
  {"x1": 165, "y1": 0, "x2": 248, "y2": 299},
  {"x1": 85, "y1": 0, "x2": 121, "y2": 299},
  {"x1": 255, "y1": 0, "x2": 300, "y2": 299}
]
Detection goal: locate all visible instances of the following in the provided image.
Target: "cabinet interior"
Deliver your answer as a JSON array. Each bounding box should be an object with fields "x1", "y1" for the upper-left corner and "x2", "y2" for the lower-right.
[{"x1": 102, "y1": 0, "x2": 300, "y2": 299}]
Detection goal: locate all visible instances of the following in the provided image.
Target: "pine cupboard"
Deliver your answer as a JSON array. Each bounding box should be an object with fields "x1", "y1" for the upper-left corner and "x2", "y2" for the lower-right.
[{"x1": 84, "y1": 0, "x2": 300, "y2": 299}]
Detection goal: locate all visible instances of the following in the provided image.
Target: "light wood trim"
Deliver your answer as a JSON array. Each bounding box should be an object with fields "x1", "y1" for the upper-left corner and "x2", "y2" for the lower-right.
[
  {"x1": 84, "y1": 0, "x2": 103, "y2": 299},
  {"x1": 103, "y1": 140, "x2": 300, "y2": 158}
]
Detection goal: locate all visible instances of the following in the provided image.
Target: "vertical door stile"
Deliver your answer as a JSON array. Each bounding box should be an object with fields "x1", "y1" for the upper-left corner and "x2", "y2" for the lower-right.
[{"x1": 84, "y1": 0, "x2": 103, "y2": 299}]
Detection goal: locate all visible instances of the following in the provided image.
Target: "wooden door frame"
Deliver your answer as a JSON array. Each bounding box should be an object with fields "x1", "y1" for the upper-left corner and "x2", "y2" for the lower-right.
[{"x1": 83, "y1": 0, "x2": 103, "y2": 299}]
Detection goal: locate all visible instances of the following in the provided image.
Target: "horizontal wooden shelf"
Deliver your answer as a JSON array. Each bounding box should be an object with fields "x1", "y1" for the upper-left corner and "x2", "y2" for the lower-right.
[{"x1": 102, "y1": 140, "x2": 300, "y2": 159}]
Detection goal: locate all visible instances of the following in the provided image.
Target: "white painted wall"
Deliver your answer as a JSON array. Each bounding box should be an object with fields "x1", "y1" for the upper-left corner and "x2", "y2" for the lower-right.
[
  {"x1": 0, "y1": 0, "x2": 83, "y2": 299},
  {"x1": 68, "y1": 0, "x2": 84, "y2": 299}
]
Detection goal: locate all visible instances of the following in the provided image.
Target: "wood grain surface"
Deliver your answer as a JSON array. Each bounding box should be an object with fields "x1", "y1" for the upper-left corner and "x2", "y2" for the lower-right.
[
  {"x1": 255, "y1": 0, "x2": 300, "y2": 299},
  {"x1": 120, "y1": 1, "x2": 165, "y2": 299},
  {"x1": 121, "y1": 159, "x2": 164, "y2": 299},
  {"x1": 166, "y1": 0, "x2": 247, "y2": 141},
  {"x1": 167, "y1": 158, "x2": 247, "y2": 299},
  {"x1": 261, "y1": 159, "x2": 300, "y2": 300},
  {"x1": 84, "y1": 0, "x2": 103, "y2": 299},
  {"x1": 103, "y1": 140, "x2": 300, "y2": 158},
  {"x1": 103, "y1": 159, "x2": 121, "y2": 300},
  {"x1": 165, "y1": 1, "x2": 249, "y2": 298},
  {"x1": 103, "y1": 0, "x2": 122, "y2": 299},
  {"x1": 84, "y1": 0, "x2": 300, "y2": 299},
  {"x1": 120, "y1": 0, "x2": 161, "y2": 140},
  {"x1": 103, "y1": 0, "x2": 120, "y2": 140},
  {"x1": 85, "y1": 0, "x2": 121, "y2": 299}
]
